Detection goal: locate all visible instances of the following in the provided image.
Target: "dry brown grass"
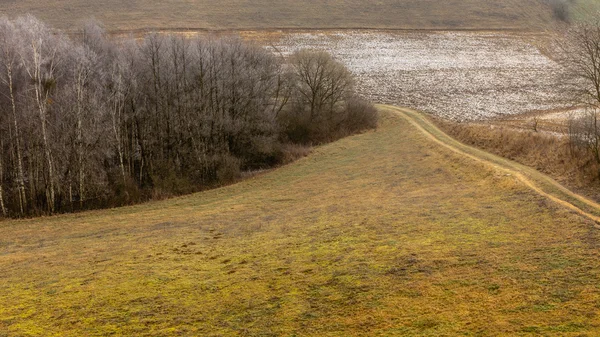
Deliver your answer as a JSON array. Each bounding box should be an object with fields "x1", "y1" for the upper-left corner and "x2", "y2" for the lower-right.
[
  {"x1": 436, "y1": 118, "x2": 600, "y2": 202},
  {"x1": 0, "y1": 0, "x2": 555, "y2": 32},
  {"x1": 2, "y1": 108, "x2": 600, "y2": 335}
]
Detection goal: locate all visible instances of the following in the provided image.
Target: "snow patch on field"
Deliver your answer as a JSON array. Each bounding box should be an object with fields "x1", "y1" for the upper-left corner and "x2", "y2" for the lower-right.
[{"x1": 271, "y1": 31, "x2": 566, "y2": 121}]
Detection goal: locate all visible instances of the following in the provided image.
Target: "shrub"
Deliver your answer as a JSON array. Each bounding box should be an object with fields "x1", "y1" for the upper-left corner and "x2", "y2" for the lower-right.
[
  {"x1": 216, "y1": 155, "x2": 242, "y2": 184},
  {"x1": 343, "y1": 97, "x2": 379, "y2": 133},
  {"x1": 548, "y1": 0, "x2": 571, "y2": 22},
  {"x1": 283, "y1": 50, "x2": 378, "y2": 144}
]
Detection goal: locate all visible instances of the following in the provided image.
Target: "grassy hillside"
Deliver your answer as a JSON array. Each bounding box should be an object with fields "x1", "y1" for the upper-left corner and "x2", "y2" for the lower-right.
[
  {"x1": 571, "y1": 0, "x2": 600, "y2": 22},
  {"x1": 0, "y1": 0, "x2": 555, "y2": 32},
  {"x1": 2, "y1": 108, "x2": 600, "y2": 336}
]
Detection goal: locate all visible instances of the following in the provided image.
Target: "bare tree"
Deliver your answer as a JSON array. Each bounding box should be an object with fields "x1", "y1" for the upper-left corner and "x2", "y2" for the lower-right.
[
  {"x1": 284, "y1": 49, "x2": 376, "y2": 143},
  {"x1": 561, "y1": 20, "x2": 600, "y2": 175},
  {"x1": 561, "y1": 21, "x2": 600, "y2": 107},
  {"x1": 0, "y1": 17, "x2": 27, "y2": 214},
  {"x1": 15, "y1": 15, "x2": 68, "y2": 212},
  {"x1": 64, "y1": 45, "x2": 99, "y2": 207},
  {"x1": 0, "y1": 16, "x2": 374, "y2": 217},
  {"x1": 108, "y1": 54, "x2": 129, "y2": 183},
  {"x1": 0, "y1": 139, "x2": 6, "y2": 216},
  {"x1": 290, "y1": 50, "x2": 354, "y2": 124}
]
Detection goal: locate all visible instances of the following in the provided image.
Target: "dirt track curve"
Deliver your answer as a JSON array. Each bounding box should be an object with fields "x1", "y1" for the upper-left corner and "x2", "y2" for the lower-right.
[{"x1": 381, "y1": 104, "x2": 600, "y2": 227}]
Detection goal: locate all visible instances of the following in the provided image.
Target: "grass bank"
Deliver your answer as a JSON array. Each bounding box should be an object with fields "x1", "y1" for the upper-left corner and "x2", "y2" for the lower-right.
[
  {"x1": 1, "y1": 108, "x2": 600, "y2": 336},
  {"x1": 436, "y1": 116, "x2": 600, "y2": 205}
]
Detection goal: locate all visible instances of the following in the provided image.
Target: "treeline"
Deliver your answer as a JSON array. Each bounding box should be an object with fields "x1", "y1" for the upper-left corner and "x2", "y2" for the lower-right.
[
  {"x1": 547, "y1": 0, "x2": 572, "y2": 22},
  {"x1": 0, "y1": 16, "x2": 377, "y2": 217}
]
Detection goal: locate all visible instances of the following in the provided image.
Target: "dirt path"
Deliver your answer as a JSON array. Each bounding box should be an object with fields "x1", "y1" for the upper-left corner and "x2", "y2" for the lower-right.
[{"x1": 381, "y1": 104, "x2": 600, "y2": 227}]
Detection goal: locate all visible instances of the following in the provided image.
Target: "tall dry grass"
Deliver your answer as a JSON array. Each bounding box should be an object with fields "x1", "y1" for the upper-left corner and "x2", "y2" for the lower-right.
[{"x1": 436, "y1": 119, "x2": 600, "y2": 196}]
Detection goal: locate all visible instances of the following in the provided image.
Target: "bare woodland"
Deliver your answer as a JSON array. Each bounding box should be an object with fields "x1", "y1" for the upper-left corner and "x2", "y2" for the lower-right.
[
  {"x1": 560, "y1": 20, "x2": 600, "y2": 170},
  {"x1": 0, "y1": 16, "x2": 376, "y2": 217}
]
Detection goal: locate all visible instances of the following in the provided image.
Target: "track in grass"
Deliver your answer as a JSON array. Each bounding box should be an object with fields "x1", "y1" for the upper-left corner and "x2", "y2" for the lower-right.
[{"x1": 384, "y1": 104, "x2": 600, "y2": 226}]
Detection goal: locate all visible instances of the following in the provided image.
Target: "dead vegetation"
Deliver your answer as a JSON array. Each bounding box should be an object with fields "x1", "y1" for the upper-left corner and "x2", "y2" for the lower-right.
[
  {"x1": 0, "y1": 17, "x2": 376, "y2": 218},
  {"x1": 435, "y1": 118, "x2": 600, "y2": 202}
]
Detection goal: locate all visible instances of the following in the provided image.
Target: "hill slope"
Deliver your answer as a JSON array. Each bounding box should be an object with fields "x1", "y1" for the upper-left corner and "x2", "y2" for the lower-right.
[
  {"x1": 2, "y1": 107, "x2": 600, "y2": 336},
  {"x1": 0, "y1": 0, "x2": 555, "y2": 32},
  {"x1": 571, "y1": 0, "x2": 600, "y2": 22}
]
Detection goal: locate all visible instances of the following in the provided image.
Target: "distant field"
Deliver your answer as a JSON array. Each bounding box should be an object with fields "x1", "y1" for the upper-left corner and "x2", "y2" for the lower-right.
[
  {"x1": 269, "y1": 31, "x2": 567, "y2": 121},
  {"x1": 2, "y1": 108, "x2": 600, "y2": 336},
  {"x1": 0, "y1": 0, "x2": 555, "y2": 32}
]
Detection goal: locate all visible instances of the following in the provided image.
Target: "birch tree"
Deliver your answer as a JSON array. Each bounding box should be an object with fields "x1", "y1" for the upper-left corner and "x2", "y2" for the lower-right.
[
  {"x1": 16, "y1": 15, "x2": 65, "y2": 212},
  {"x1": 561, "y1": 21, "x2": 600, "y2": 166},
  {"x1": 0, "y1": 16, "x2": 374, "y2": 217},
  {"x1": 0, "y1": 18, "x2": 26, "y2": 214}
]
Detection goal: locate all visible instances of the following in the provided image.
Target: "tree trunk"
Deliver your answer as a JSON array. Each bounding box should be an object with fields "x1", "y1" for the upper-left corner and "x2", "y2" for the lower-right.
[
  {"x1": 111, "y1": 72, "x2": 127, "y2": 184},
  {"x1": 32, "y1": 50, "x2": 56, "y2": 212},
  {"x1": 0, "y1": 141, "x2": 7, "y2": 217},
  {"x1": 76, "y1": 69, "x2": 85, "y2": 208},
  {"x1": 7, "y1": 67, "x2": 27, "y2": 214}
]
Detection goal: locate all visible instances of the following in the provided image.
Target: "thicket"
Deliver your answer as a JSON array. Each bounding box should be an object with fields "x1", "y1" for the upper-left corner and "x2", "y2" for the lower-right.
[
  {"x1": 547, "y1": 0, "x2": 572, "y2": 22},
  {"x1": 0, "y1": 16, "x2": 377, "y2": 217},
  {"x1": 437, "y1": 121, "x2": 593, "y2": 185},
  {"x1": 558, "y1": 20, "x2": 600, "y2": 178}
]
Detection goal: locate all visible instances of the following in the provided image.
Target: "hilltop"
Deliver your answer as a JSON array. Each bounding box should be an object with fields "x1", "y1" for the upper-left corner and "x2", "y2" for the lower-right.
[
  {"x1": 0, "y1": 0, "x2": 556, "y2": 32},
  {"x1": 2, "y1": 107, "x2": 600, "y2": 335}
]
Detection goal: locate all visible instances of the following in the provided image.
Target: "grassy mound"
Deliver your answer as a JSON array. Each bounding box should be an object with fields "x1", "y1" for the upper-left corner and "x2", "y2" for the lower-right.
[{"x1": 1, "y1": 109, "x2": 599, "y2": 336}]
